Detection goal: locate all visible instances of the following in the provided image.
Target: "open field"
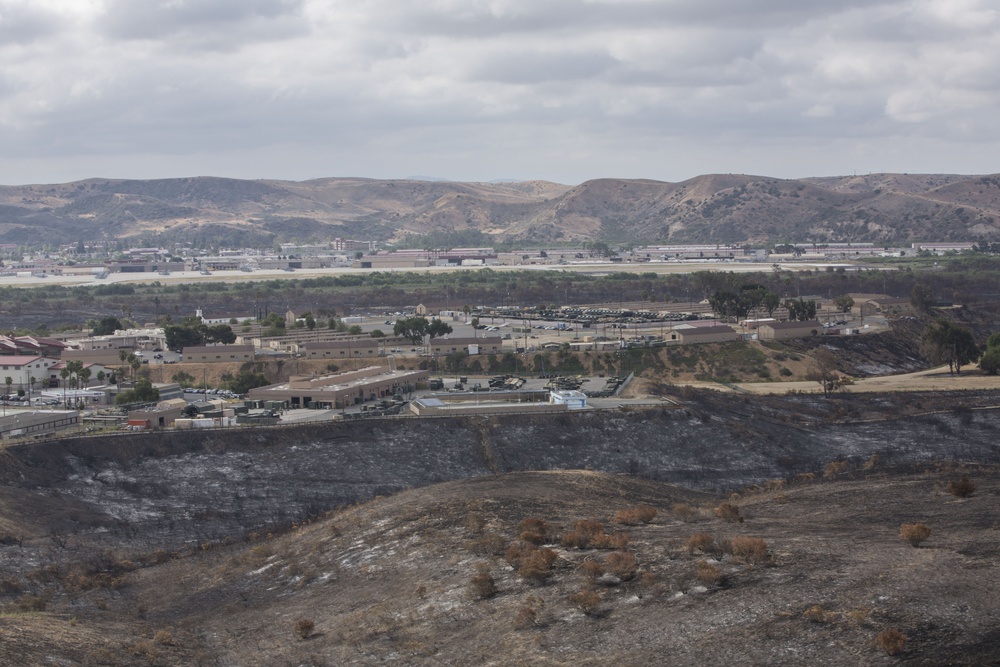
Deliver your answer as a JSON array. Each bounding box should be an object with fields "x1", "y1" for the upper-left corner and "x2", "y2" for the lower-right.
[{"x1": 0, "y1": 260, "x2": 861, "y2": 289}]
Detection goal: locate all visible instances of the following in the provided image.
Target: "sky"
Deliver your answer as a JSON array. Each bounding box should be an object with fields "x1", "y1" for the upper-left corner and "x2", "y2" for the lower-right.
[{"x1": 0, "y1": 0, "x2": 998, "y2": 185}]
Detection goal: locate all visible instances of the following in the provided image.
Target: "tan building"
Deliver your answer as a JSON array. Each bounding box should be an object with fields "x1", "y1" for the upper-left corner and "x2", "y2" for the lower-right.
[
  {"x1": 667, "y1": 325, "x2": 739, "y2": 345},
  {"x1": 248, "y1": 366, "x2": 428, "y2": 409},
  {"x1": 303, "y1": 339, "x2": 383, "y2": 359},
  {"x1": 181, "y1": 345, "x2": 256, "y2": 363},
  {"x1": 757, "y1": 320, "x2": 822, "y2": 340},
  {"x1": 127, "y1": 398, "x2": 189, "y2": 429},
  {"x1": 0, "y1": 356, "x2": 60, "y2": 391},
  {"x1": 428, "y1": 336, "x2": 503, "y2": 356}
]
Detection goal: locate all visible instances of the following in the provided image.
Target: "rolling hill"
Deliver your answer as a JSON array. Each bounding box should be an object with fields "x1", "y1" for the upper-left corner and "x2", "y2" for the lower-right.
[{"x1": 1, "y1": 172, "x2": 999, "y2": 247}]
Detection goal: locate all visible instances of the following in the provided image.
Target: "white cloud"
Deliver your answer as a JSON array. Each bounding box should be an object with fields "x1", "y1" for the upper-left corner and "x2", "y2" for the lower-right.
[{"x1": 1, "y1": 0, "x2": 999, "y2": 184}]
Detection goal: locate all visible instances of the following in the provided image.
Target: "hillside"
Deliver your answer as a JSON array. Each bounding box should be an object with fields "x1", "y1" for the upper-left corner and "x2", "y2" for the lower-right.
[
  {"x1": 1, "y1": 467, "x2": 998, "y2": 665},
  {"x1": 1, "y1": 173, "x2": 999, "y2": 246}
]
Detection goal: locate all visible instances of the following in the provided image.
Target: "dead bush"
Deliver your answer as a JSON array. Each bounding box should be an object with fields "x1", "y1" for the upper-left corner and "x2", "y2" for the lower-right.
[
  {"x1": 948, "y1": 476, "x2": 976, "y2": 498},
  {"x1": 824, "y1": 460, "x2": 849, "y2": 479},
  {"x1": 604, "y1": 551, "x2": 638, "y2": 580},
  {"x1": 714, "y1": 503, "x2": 743, "y2": 523},
  {"x1": 518, "y1": 517, "x2": 552, "y2": 544},
  {"x1": 518, "y1": 548, "x2": 558, "y2": 585},
  {"x1": 793, "y1": 472, "x2": 816, "y2": 484},
  {"x1": 578, "y1": 559, "x2": 604, "y2": 582},
  {"x1": 686, "y1": 533, "x2": 716, "y2": 555},
  {"x1": 863, "y1": 454, "x2": 880, "y2": 471},
  {"x1": 802, "y1": 605, "x2": 837, "y2": 624},
  {"x1": 899, "y1": 523, "x2": 931, "y2": 547},
  {"x1": 468, "y1": 567, "x2": 498, "y2": 600},
  {"x1": 875, "y1": 628, "x2": 907, "y2": 656},
  {"x1": 614, "y1": 505, "x2": 657, "y2": 525},
  {"x1": 14, "y1": 594, "x2": 47, "y2": 612},
  {"x1": 464, "y1": 513, "x2": 486, "y2": 534},
  {"x1": 672, "y1": 503, "x2": 701, "y2": 523},
  {"x1": 504, "y1": 541, "x2": 533, "y2": 568},
  {"x1": 570, "y1": 589, "x2": 602, "y2": 615},
  {"x1": 729, "y1": 536, "x2": 769, "y2": 564},
  {"x1": 561, "y1": 519, "x2": 628, "y2": 550},
  {"x1": 695, "y1": 560, "x2": 722, "y2": 586},
  {"x1": 294, "y1": 618, "x2": 315, "y2": 640},
  {"x1": 468, "y1": 532, "x2": 506, "y2": 556},
  {"x1": 763, "y1": 479, "x2": 785, "y2": 492},
  {"x1": 152, "y1": 629, "x2": 174, "y2": 646},
  {"x1": 513, "y1": 605, "x2": 537, "y2": 629}
]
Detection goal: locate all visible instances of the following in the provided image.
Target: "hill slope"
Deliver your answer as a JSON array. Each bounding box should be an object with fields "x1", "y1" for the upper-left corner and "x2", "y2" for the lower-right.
[
  {"x1": 1, "y1": 173, "x2": 999, "y2": 246},
  {"x1": 2, "y1": 469, "x2": 998, "y2": 665}
]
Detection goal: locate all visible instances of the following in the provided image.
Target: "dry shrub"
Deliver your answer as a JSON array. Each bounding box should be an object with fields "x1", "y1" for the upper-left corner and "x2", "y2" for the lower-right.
[
  {"x1": 604, "y1": 551, "x2": 638, "y2": 580},
  {"x1": 561, "y1": 519, "x2": 628, "y2": 550},
  {"x1": 764, "y1": 479, "x2": 785, "y2": 492},
  {"x1": 504, "y1": 541, "x2": 532, "y2": 568},
  {"x1": 824, "y1": 460, "x2": 849, "y2": 479},
  {"x1": 14, "y1": 594, "x2": 47, "y2": 612},
  {"x1": 614, "y1": 505, "x2": 657, "y2": 525},
  {"x1": 802, "y1": 605, "x2": 837, "y2": 624},
  {"x1": 714, "y1": 503, "x2": 743, "y2": 523},
  {"x1": 464, "y1": 513, "x2": 486, "y2": 534},
  {"x1": 469, "y1": 531, "x2": 506, "y2": 556},
  {"x1": 513, "y1": 605, "x2": 537, "y2": 629},
  {"x1": 686, "y1": 533, "x2": 716, "y2": 555},
  {"x1": 863, "y1": 454, "x2": 880, "y2": 470},
  {"x1": 520, "y1": 530, "x2": 546, "y2": 545},
  {"x1": 793, "y1": 472, "x2": 816, "y2": 484},
  {"x1": 152, "y1": 629, "x2": 174, "y2": 646},
  {"x1": 875, "y1": 629, "x2": 907, "y2": 656},
  {"x1": 578, "y1": 559, "x2": 604, "y2": 582},
  {"x1": 672, "y1": 503, "x2": 701, "y2": 523},
  {"x1": 518, "y1": 517, "x2": 552, "y2": 542},
  {"x1": 730, "y1": 536, "x2": 769, "y2": 564},
  {"x1": 570, "y1": 589, "x2": 602, "y2": 615},
  {"x1": 294, "y1": 618, "x2": 315, "y2": 640},
  {"x1": 695, "y1": 560, "x2": 722, "y2": 586},
  {"x1": 469, "y1": 565, "x2": 498, "y2": 599},
  {"x1": 899, "y1": 523, "x2": 931, "y2": 547},
  {"x1": 128, "y1": 640, "x2": 159, "y2": 661},
  {"x1": 948, "y1": 476, "x2": 976, "y2": 498},
  {"x1": 518, "y1": 548, "x2": 558, "y2": 585}
]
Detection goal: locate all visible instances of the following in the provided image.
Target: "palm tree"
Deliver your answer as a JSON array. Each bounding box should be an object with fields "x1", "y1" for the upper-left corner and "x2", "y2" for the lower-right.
[
  {"x1": 4, "y1": 376, "x2": 12, "y2": 415},
  {"x1": 60, "y1": 367, "x2": 70, "y2": 404},
  {"x1": 79, "y1": 367, "x2": 91, "y2": 389},
  {"x1": 118, "y1": 349, "x2": 129, "y2": 388}
]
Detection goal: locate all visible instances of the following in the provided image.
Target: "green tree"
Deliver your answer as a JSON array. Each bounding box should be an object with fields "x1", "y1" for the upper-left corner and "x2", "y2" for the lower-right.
[
  {"x1": 115, "y1": 378, "x2": 160, "y2": 405},
  {"x1": 833, "y1": 294, "x2": 855, "y2": 313},
  {"x1": 979, "y1": 332, "x2": 1000, "y2": 375},
  {"x1": 921, "y1": 319, "x2": 979, "y2": 374},
  {"x1": 427, "y1": 318, "x2": 454, "y2": 339},
  {"x1": 165, "y1": 325, "x2": 205, "y2": 350},
  {"x1": 394, "y1": 317, "x2": 429, "y2": 344},
  {"x1": 92, "y1": 316, "x2": 123, "y2": 336},
  {"x1": 370, "y1": 329, "x2": 385, "y2": 338},
  {"x1": 910, "y1": 284, "x2": 935, "y2": 313},
  {"x1": 204, "y1": 324, "x2": 236, "y2": 344}
]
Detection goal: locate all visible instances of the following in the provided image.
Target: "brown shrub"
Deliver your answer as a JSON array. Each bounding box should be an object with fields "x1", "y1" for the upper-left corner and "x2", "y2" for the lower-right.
[
  {"x1": 464, "y1": 513, "x2": 486, "y2": 534},
  {"x1": 824, "y1": 460, "x2": 849, "y2": 479},
  {"x1": 614, "y1": 505, "x2": 657, "y2": 525},
  {"x1": 948, "y1": 476, "x2": 976, "y2": 498},
  {"x1": 513, "y1": 605, "x2": 537, "y2": 629},
  {"x1": 469, "y1": 568, "x2": 498, "y2": 599},
  {"x1": 695, "y1": 560, "x2": 722, "y2": 586},
  {"x1": 899, "y1": 523, "x2": 931, "y2": 547},
  {"x1": 686, "y1": 533, "x2": 716, "y2": 555},
  {"x1": 561, "y1": 530, "x2": 590, "y2": 549},
  {"x1": 152, "y1": 629, "x2": 174, "y2": 646},
  {"x1": 793, "y1": 472, "x2": 816, "y2": 484},
  {"x1": 802, "y1": 605, "x2": 837, "y2": 624},
  {"x1": 561, "y1": 519, "x2": 627, "y2": 550},
  {"x1": 672, "y1": 503, "x2": 701, "y2": 523},
  {"x1": 593, "y1": 530, "x2": 631, "y2": 550},
  {"x1": 875, "y1": 629, "x2": 907, "y2": 656},
  {"x1": 518, "y1": 548, "x2": 558, "y2": 585},
  {"x1": 520, "y1": 530, "x2": 546, "y2": 545},
  {"x1": 504, "y1": 541, "x2": 533, "y2": 568},
  {"x1": 863, "y1": 454, "x2": 880, "y2": 470},
  {"x1": 518, "y1": 517, "x2": 552, "y2": 541},
  {"x1": 578, "y1": 559, "x2": 604, "y2": 582},
  {"x1": 570, "y1": 589, "x2": 602, "y2": 615},
  {"x1": 469, "y1": 532, "x2": 506, "y2": 556},
  {"x1": 294, "y1": 618, "x2": 315, "y2": 640},
  {"x1": 605, "y1": 551, "x2": 638, "y2": 580},
  {"x1": 764, "y1": 479, "x2": 785, "y2": 492},
  {"x1": 714, "y1": 503, "x2": 743, "y2": 523},
  {"x1": 730, "y1": 536, "x2": 769, "y2": 564}
]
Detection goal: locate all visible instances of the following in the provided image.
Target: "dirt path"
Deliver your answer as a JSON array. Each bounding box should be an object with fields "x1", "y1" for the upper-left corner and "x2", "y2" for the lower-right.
[{"x1": 673, "y1": 365, "x2": 1000, "y2": 395}]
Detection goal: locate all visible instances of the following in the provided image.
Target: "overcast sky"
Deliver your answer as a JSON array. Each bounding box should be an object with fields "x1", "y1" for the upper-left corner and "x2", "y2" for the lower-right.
[{"x1": 1, "y1": 0, "x2": 998, "y2": 185}]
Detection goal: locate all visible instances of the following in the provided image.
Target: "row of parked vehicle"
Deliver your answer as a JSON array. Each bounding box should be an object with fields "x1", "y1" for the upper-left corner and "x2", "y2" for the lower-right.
[{"x1": 183, "y1": 388, "x2": 242, "y2": 399}]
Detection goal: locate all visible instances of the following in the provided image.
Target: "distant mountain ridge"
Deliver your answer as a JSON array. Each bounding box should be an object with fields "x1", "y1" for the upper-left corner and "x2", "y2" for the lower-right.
[{"x1": 0, "y1": 173, "x2": 998, "y2": 247}]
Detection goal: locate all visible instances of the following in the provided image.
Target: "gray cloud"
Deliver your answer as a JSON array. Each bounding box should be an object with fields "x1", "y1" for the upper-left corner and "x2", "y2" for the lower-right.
[{"x1": 0, "y1": 0, "x2": 999, "y2": 185}]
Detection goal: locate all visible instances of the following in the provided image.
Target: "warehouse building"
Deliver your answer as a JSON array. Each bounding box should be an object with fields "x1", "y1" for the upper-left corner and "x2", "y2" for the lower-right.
[{"x1": 248, "y1": 366, "x2": 428, "y2": 409}]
